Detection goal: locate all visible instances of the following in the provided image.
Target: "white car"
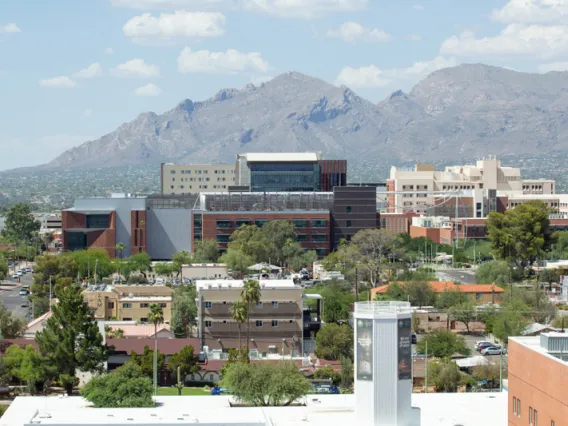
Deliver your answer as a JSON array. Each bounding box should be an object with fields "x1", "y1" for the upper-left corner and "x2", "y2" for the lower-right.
[
  {"x1": 16, "y1": 271, "x2": 23, "y2": 276},
  {"x1": 481, "y1": 346, "x2": 504, "y2": 355},
  {"x1": 12, "y1": 274, "x2": 19, "y2": 279}
]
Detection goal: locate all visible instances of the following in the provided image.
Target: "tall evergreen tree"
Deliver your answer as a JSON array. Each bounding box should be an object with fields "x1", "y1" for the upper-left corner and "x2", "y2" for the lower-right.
[{"x1": 35, "y1": 285, "x2": 107, "y2": 395}]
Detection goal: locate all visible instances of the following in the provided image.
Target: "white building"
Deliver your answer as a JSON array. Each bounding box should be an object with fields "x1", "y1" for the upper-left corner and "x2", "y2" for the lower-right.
[{"x1": 181, "y1": 263, "x2": 228, "y2": 280}]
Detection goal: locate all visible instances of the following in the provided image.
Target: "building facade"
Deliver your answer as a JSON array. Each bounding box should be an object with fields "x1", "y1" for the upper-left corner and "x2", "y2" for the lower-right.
[
  {"x1": 331, "y1": 186, "x2": 377, "y2": 247},
  {"x1": 196, "y1": 279, "x2": 322, "y2": 356},
  {"x1": 508, "y1": 334, "x2": 568, "y2": 426},
  {"x1": 161, "y1": 163, "x2": 236, "y2": 195}
]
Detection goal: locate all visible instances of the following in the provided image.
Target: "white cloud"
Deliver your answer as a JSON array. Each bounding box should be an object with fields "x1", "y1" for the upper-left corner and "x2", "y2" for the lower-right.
[
  {"x1": 178, "y1": 47, "x2": 269, "y2": 73},
  {"x1": 104, "y1": 47, "x2": 114, "y2": 55},
  {"x1": 74, "y1": 63, "x2": 103, "y2": 79},
  {"x1": 1, "y1": 23, "x2": 21, "y2": 33},
  {"x1": 407, "y1": 34, "x2": 422, "y2": 41},
  {"x1": 335, "y1": 56, "x2": 456, "y2": 89},
  {"x1": 39, "y1": 76, "x2": 77, "y2": 88},
  {"x1": 491, "y1": 0, "x2": 568, "y2": 24},
  {"x1": 413, "y1": 4, "x2": 424, "y2": 11},
  {"x1": 537, "y1": 61, "x2": 568, "y2": 72},
  {"x1": 83, "y1": 109, "x2": 93, "y2": 117},
  {"x1": 440, "y1": 24, "x2": 568, "y2": 59},
  {"x1": 111, "y1": 0, "x2": 227, "y2": 8},
  {"x1": 123, "y1": 11, "x2": 225, "y2": 43},
  {"x1": 326, "y1": 21, "x2": 391, "y2": 43},
  {"x1": 134, "y1": 83, "x2": 163, "y2": 96},
  {"x1": 113, "y1": 59, "x2": 160, "y2": 77},
  {"x1": 242, "y1": 0, "x2": 368, "y2": 18}
]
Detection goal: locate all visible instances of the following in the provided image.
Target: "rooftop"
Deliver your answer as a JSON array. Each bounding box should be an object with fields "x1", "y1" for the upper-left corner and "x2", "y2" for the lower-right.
[
  {"x1": 0, "y1": 393, "x2": 507, "y2": 426},
  {"x1": 510, "y1": 333, "x2": 568, "y2": 364},
  {"x1": 372, "y1": 282, "x2": 504, "y2": 295},
  {"x1": 196, "y1": 279, "x2": 298, "y2": 291},
  {"x1": 238, "y1": 152, "x2": 321, "y2": 162}
]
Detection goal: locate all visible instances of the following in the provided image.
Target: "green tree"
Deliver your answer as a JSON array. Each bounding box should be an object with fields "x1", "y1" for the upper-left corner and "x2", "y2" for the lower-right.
[
  {"x1": 168, "y1": 345, "x2": 200, "y2": 378},
  {"x1": 171, "y1": 285, "x2": 197, "y2": 338},
  {"x1": 241, "y1": 279, "x2": 261, "y2": 357},
  {"x1": 476, "y1": 261, "x2": 510, "y2": 286},
  {"x1": 219, "y1": 348, "x2": 249, "y2": 378},
  {"x1": 313, "y1": 365, "x2": 341, "y2": 386},
  {"x1": 219, "y1": 247, "x2": 255, "y2": 275},
  {"x1": 220, "y1": 361, "x2": 312, "y2": 406},
  {"x1": 71, "y1": 249, "x2": 113, "y2": 282},
  {"x1": 230, "y1": 300, "x2": 248, "y2": 349},
  {"x1": 35, "y1": 285, "x2": 107, "y2": 395},
  {"x1": 416, "y1": 329, "x2": 470, "y2": 358},
  {"x1": 0, "y1": 357, "x2": 9, "y2": 386},
  {"x1": 82, "y1": 362, "x2": 153, "y2": 408},
  {"x1": 154, "y1": 262, "x2": 174, "y2": 277},
  {"x1": 4, "y1": 344, "x2": 50, "y2": 394},
  {"x1": 428, "y1": 358, "x2": 466, "y2": 392},
  {"x1": 412, "y1": 313, "x2": 421, "y2": 333},
  {"x1": 193, "y1": 240, "x2": 220, "y2": 263},
  {"x1": 477, "y1": 305, "x2": 499, "y2": 335},
  {"x1": 1, "y1": 203, "x2": 41, "y2": 244},
  {"x1": 0, "y1": 257, "x2": 7, "y2": 279},
  {"x1": 405, "y1": 281, "x2": 437, "y2": 308},
  {"x1": 306, "y1": 280, "x2": 355, "y2": 322},
  {"x1": 129, "y1": 346, "x2": 165, "y2": 378},
  {"x1": 314, "y1": 323, "x2": 354, "y2": 360},
  {"x1": 435, "y1": 289, "x2": 469, "y2": 309},
  {"x1": 492, "y1": 307, "x2": 530, "y2": 346},
  {"x1": 123, "y1": 252, "x2": 152, "y2": 280},
  {"x1": 148, "y1": 303, "x2": 164, "y2": 394},
  {"x1": 115, "y1": 243, "x2": 126, "y2": 260},
  {"x1": 0, "y1": 304, "x2": 25, "y2": 338},
  {"x1": 552, "y1": 315, "x2": 568, "y2": 330},
  {"x1": 339, "y1": 356, "x2": 354, "y2": 389},
  {"x1": 449, "y1": 301, "x2": 476, "y2": 334},
  {"x1": 171, "y1": 250, "x2": 192, "y2": 278},
  {"x1": 487, "y1": 201, "x2": 551, "y2": 268}
]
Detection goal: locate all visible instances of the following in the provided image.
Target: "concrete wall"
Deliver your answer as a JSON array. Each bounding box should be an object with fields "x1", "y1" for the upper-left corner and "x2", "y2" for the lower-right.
[{"x1": 146, "y1": 208, "x2": 192, "y2": 260}]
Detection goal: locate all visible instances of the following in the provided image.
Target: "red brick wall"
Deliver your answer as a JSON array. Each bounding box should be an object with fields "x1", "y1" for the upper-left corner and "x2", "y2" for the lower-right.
[
  {"x1": 62, "y1": 211, "x2": 86, "y2": 229},
  {"x1": 86, "y1": 229, "x2": 116, "y2": 258},
  {"x1": 130, "y1": 210, "x2": 147, "y2": 255},
  {"x1": 508, "y1": 339, "x2": 568, "y2": 426},
  {"x1": 386, "y1": 180, "x2": 395, "y2": 213}
]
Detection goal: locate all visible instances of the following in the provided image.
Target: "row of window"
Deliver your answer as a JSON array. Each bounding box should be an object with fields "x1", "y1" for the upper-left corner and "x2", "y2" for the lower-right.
[
  {"x1": 173, "y1": 184, "x2": 227, "y2": 190},
  {"x1": 120, "y1": 302, "x2": 167, "y2": 309},
  {"x1": 401, "y1": 185, "x2": 429, "y2": 190},
  {"x1": 205, "y1": 320, "x2": 282, "y2": 327},
  {"x1": 205, "y1": 301, "x2": 280, "y2": 309},
  {"x1": 442, "y1": 184, "x2": 482, "y2": 190},
  {"x1": 170, "y1": 169, "x2": 234, "y2": 175},
  {"x1": 513, "y1": 397, "x2": 554, "y2": 426},
  {"x1": 215, "y1": 219, "x2": 327, "y2": 229},
  {"x1": 215, "y1": 234, "x2": 327, "y2": 243}
]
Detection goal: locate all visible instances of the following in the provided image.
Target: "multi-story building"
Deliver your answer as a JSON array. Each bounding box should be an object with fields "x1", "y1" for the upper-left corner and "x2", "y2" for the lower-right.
[
  {"x1": 83, "y1": 284, "x2": 173, "y2": 323},
  {"x1": 508, "y1": 333, "x2": 568, "y2": 426},
  {"x1": 196, "y1": 279, "x2": 322, "y2": 356},
  {"x1": 161, "y1": 163, "x2": 236, "y2": 195}
]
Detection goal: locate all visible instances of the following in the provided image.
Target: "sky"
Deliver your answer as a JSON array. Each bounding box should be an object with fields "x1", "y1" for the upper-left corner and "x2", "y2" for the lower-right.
[{"x1": 1, "y1": 0, "x2": 568, "y2": 171}]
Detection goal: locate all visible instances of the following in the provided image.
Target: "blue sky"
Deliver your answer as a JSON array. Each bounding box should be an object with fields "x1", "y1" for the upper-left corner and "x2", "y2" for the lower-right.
[{"x1": 1, "y1": 0, "x2": 568, "y2": 170}]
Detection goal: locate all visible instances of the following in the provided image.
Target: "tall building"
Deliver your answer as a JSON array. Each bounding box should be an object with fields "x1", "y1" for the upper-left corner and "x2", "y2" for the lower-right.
[
  {"x1": 196, "y1": 279, "x2": 322, "y2": 356},
  {"x1": 508, "y1": 333, "x2": 568, "y2": 426},
  {"x1": 161, "y1": 163, "x2": 236, "y2": 195}
]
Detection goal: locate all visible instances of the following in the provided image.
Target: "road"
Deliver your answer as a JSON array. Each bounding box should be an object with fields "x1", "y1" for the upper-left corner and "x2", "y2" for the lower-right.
[
  {"x1": 1, "y1": 265, "x2": 34, "y2": 321},
  {"x1": 436, "y1": 268, "x2": 477, "y2": 284}
]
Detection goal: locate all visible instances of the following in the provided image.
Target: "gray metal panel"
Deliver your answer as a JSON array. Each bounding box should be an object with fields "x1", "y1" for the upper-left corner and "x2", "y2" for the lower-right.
[
  {"x1": 73, "y1": 198, "x2": 146, "y2": 257},
  {"x1": 146, "y1": 208, "x2": 192, "y2": 260}
]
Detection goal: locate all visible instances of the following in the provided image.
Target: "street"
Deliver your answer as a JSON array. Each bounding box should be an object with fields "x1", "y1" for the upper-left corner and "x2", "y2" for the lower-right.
[
  {"x1": 1, "y1": 266, "x2": 34, "y2": 321},
  {"x1": 436, "y1": 268, "x2": 477, "y2": 284}
]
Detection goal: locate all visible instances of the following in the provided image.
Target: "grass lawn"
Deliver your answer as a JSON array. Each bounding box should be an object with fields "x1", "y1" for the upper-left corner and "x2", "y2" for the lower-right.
[
  {"x1": 157, "y1": 387, "x2": 211, "y2": 396},
  {"x1": 462, "y1": 239, "x2": 494, "y2": 261}
]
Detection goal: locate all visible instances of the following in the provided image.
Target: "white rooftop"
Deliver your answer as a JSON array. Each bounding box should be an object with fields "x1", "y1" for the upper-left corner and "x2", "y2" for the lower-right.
[
  {"x1": 509, "y1": 335, "x2": 568, "y2": 366},
  {"x1": 0, "y1": 393, "x2": 507, "y2": 426},
  {"x1": 239, "y1": 152, "x2": 320, "y2": 162},
  {"x1": 196, "y1": 279, "x2": 297, "y2": 291},
  {"x1": 455, "y1": 356, "x2": 491, "y2": 368}
]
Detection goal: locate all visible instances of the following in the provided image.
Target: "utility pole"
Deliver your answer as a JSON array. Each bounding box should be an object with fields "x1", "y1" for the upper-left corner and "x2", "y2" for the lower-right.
[
  {"x1": 355, "y1": 267, "x2": 359, "y2": 302},
  {"x1": 94, "y1": 259, "x2": 99, "y2": 285},
  {"x1": 424, "y1": 341, "x2": 428, "y2": 394}
]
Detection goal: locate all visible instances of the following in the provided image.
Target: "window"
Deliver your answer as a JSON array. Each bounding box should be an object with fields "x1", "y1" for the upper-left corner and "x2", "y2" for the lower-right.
[
  {"x1": 256, "y1": 320, "x2": 263, "y2": 327},
  {"x1": 140, "y1": 317, "x2": 148, "y2": 323},
  {"x1": 209, "y1": 374, "x2": 214, "y2": 381},
  {"x1": 216, "y1": 220, "x2": 233, "y2": 229},
  {"x1": 256, "y1": 301, "x2": 263, "y2": 308},
  {"x1": 292, "y1": 219, "x2": 308, "y2": 228},
  {"x1": 170, "y1": 170, "x2": 176, "y2": 174},
  {"x1": 205, "y1": 320, "x2": 212, "y2": 327},
  {"x1": 254, "y1": 219, "x2": 268, "y2": 228},
  {"x1": 476, "y1": 293, "x2": 482, "y2": 301},
  {"x1": 513, "y1": 397, "x2": 517, "y2": 415},
  {"x1": 272, "y1": 301, "x2": 279, "y2": 308},
  {"x1": 552, "y1": 421, "x2": 555, "y2": 426},
  {"x1": 86, "y1": 214, "x2": 110, "y2": 229},
  {"x1": 529, "y1": 407, "x2": 533, "y2": 424},
  {"x1": 518, "y1": 399, "x2": 521, "y2": 417},
  {"x1": 205, "y1": 301, "x2": 212, "y2": 308},
  {"x1": 311, "y1": 219, "x2": 327, "y2": 228},
  {"x1": 107, "y1": 302, "x2": 114, "y2": 309},
  {"x1": 122, "y1": 317, "x2": 132, "y2": 321},
  {"x1": 346, "y1": 220, "x2": 352, "y2": 227},
  {"x1": 235, "y1": 219, "x2": 250, "y2": 227},
  {"x1": 534, "y1": 409, "x2": 538, "y2": 426},
  {"x1": 346, "y1": 206, "x2": 352, "y2": 213},
  {"x1": 272, "y1": 320, "x2": 279, "y2": 327},
  {"x1": 297, "y1": 234, "x2": 308, "y2": 242},
  {"x1": 122, "y1": 303, "x2": 132, "y2": 309},
  {"x1": 140, "y1": 303, "x2": 149, "y2": 308},
  {"x1": 160, "y1": 303, "x2": 167, "y2": 308},
  {"x1": 312, "y1": 234, "x2": 327, "y2": 242},
  {"x1": 216, "y1": 234, "x2": 231, "y2": 243}
]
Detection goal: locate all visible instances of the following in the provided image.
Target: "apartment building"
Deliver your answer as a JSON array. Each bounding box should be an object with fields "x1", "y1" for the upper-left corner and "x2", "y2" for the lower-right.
[
  {"x1": 196, "y1": 279, "x2": 322, "y2": 356},
  {"x1": 161, "y1": 163, "x2": 236, "y2": 195},
  {"x1": 508, "y1": 333, "x2": 568, "y2": 426},
  {"x1": 83, "y1": 284, "x2": 173, "y2": 323}
]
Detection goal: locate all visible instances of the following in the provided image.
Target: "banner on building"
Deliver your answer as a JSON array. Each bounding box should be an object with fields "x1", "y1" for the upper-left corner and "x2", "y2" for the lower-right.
[
  {"x1": 356, "y1": 319, "x2": 373, "y2": 381},
  {"x1": 398, "y1": 318, "x2": 412, "y2": 380}
]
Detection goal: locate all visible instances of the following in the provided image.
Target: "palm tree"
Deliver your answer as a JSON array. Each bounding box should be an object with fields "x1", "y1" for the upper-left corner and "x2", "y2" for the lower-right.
[
  {"x1": 230, "y1": 301, "x2": 248, "y2": 349},
  {"x1": 116, "y1": 243, "x2": 126, "y2": 259},
  {"x1": 148, "y1": 303, "x2": 164, "y2": 395},
  {"x1": 241, "y1": 279, "x2": 261, "y2": 358}
]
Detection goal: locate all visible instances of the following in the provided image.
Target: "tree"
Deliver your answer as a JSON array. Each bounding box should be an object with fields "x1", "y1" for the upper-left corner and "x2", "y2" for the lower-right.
[
  {"x1": 487, "y1": 201, "x2": 551, "y2": 268},
  {"x1": 168, "y1": 345, "x2": 199, "y2": 378},
  {"x1": 339, "y1": 356, "x2": 354, "y2": 389},
  {"x1": 148, "y1": 303, "x2": 164, "y2": 394},
  {"x1": 306, "y1": 280, "x2": 355, "y2": 323},
  {"x1": 220, "y1": 248, "x2": 255, "y2": 275},
  {"x1": 492, "y1": 308, "x2": 530, "y2": 346},
  {"x1": 82, "y1": 362, "x2": 153, "y2": 408},
  {"x1": 0, "y1": 257, "x2": 7, "y2": 279},
  {"x1": 412, "y1": 313, "x2": 421, "y2": 333},
  {"x1": 71, "y1": 249, "x2": 113, "y2": 282},
  {"x1": 449, "y1": 301, "x2": 476, "y2": 334},
  {"x1": 472, "y1": 363, "x2": 501, "y2": 385},
  {"x1": 314, "y1": 323, "x2": 354, "y2": 360},
  {"x1": 0, "y1": 357, "x2": 9, "y2": 386},
  {"x1": 405, "y1": 281, "x2": 437, "y2": 308},
  {"x1": 172, "y1": 250, "x2": 192, "y2": 278},
  {"x1": 313, "y1": 365, "x2": 340, "y2": 386},
  {"x1": 230, "y1": 300, "x2": 248, "y2": 349},
  {"x1": 0, "y1": 304, "x2": 25, "y2": 338},
  {"x1": 154, "y1": 262, "x2": 174, "y2": 277},
  {"x1": 193, "y1": 240, "x2": 219, "y2": 263},
  {"x1": 4, "y1": 344, "x2": 50, "y2": 394},
  {"x1": 552, "y1": 315, "x2": 568, "y2": 330},
  {"x1": 35, "y1": 285, "x2": 107, "y2": 395},
  {"x1": 105, "y1": 326, "x2": 124, "y2": 339},
  {"x1": 219, "y1": 348, "x2": 248, "y2": 379},
  {"x1": 220, "y1": 361, "x2": 312, "y2": 406},
  {"x1": 428, "y1": 358, "x2": 465, "y2": 392},
  {"x1": 1, "y1": 203, "x2": 41, "y2": 244},
  {"x1": 115, "y1": 243, "x2": 126, "y2": 260},
  {"x1": 476, "y1": 261, "x2": 510, "y2": 286},
  {"x1": 129, "y1": 346, "x2": 165, "y2": 378},
  {"x1": 435, "y1": 289, "x2": 469, "y2": 309},
  {"x1": 416, "y1": 329, "x2": 470, "y2": 358},
  {"x1": 124, "y1": 252, "x2": 152, "y2": 280},
  {"x1": 171, "y1": 285, "x2": 197, "y2": 338},
  {"x1": 241, "y1": 279, "x2": 261, "y2": 357}
]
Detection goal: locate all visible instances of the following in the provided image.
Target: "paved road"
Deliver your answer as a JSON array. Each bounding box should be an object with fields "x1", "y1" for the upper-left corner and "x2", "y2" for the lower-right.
[
  {"x1": 437, "y1": 269, "x2": 477, "y2": 284},
  {"x1": 1, "y1": 267, "x2": 34, "y2": 320}
]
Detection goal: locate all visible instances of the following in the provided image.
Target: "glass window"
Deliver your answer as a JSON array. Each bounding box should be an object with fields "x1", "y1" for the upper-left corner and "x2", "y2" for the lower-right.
[
  {"x1": 255, "y1": 320, "x2": 263, "y2": 327},
  {"x1": 346, "y1": 206, "x2": 352, "y2": 213},
  {"x1": 160, "y1": 303, "x2": 167, "y2": 308},
  {"x1": 205, "y1": 320, "x2": 212, "y2": 327},
  {"x1": 254, "y1": 219, "x2": 268, "y2": 228},
  {"x1": 311, "y1": 219, "x2": 327, "y2": 228},
  {"x1": 216, "y1": 220, "x2": 233, "y2": 229},
  {"x1": 513, "y1": 397, "x2": 516, "y2": 415},
  {"x1": 272, "y1": 301, "x2": 279, "y2": 308},
  {"x1": 86, "y1": 214, "x2": 110, "y2": 229},
  {"x1": 272, "y1": 320, "x2": 278, "y2": 327},
  {"x1": 216, "y1": 234, "x2": 231, "y2": 243},
  {"x1": 256, "y1": 301, "x2": 263, "y2": 308},
  {"x1": 67, "y1": 232, "x2": 87, "y2": 251},
  {"x1": 235, "y1": 219, "x2": 251, "y2": 227},
  {"x1": 122, "y1": 303, "x2": 132, "y2": 309},
  {"x1": 315, "y1": 248, "x2": 327, "y2": 257},
  {"x1": 297, "y1": 234, "x2": 308, "y2": 242},
  {"x1": 205, "y1": 301, "x2": 212, "y2": 308},
  {"x1": 249, "y1": 162, "x2": 320, "y2": 192},
  {"x1": 346, "y1": 220, "x2": 352, "y2": 227},
  {"x1": 140, "y1": 317, "x2": 148, "y2": 323},
  {"x1": 140, "y1": 303, "x2": 149, "y2": 308},
  {"x1": 293, "y1": 219, "x2": 308, "y2": 228},
  {"x1": 529, "y1": 407, "x2": 533, "y2": 424},
  {"x1": 312, "y1": 234, "x2": 327, "y2": 242},
  {"x1": 107, "y1": 302, "x2": 114, "y2": 309}
]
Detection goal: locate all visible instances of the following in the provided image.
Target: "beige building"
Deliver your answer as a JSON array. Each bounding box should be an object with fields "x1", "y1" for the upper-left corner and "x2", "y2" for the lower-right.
[
  {"x1": 83, "y1": 285, "x2": 173, "y2": 323},
  {"x1": 196, "y1": 279, "x2": 322, "y2": 357},
  {"x1": 387, "y1": 157, "x2": 555, "y2": 214},
  {"x1": 161, "y1": 163, "x2": 236, "y2": 195},
  {"x1": 182, "y1": 263, "x2": 228, "y2": 280}
]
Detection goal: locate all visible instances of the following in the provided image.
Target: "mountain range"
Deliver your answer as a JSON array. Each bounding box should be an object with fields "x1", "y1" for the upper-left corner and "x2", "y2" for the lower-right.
[{"x1": 44, "y1": 64, "x2": 568, "y2": 170}]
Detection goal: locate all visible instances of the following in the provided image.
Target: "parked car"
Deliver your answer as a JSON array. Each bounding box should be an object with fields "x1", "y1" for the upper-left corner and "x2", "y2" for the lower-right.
[
  {"x1": 21, "y1": 301, "x2": 30, "y2": 308},
  {"x1": 19, "y1": 289, "x2": 28, "y2": 296},
  {"x1": 12, "y1": 274, "x2": 19, "y2": 279},
  {"x1": 481, "y1": 346, "x2": 504, "y2": 356},
  {"x1": 17, "y1": 270, "x2": 23, "y2": 276},
  {"x1": 476, "y1": 342, "x2": 495, "y2": 352}
]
